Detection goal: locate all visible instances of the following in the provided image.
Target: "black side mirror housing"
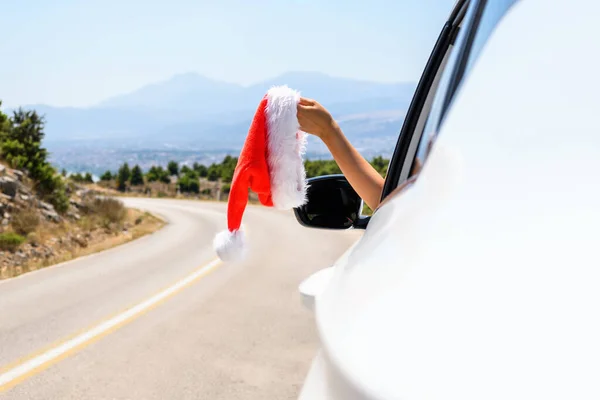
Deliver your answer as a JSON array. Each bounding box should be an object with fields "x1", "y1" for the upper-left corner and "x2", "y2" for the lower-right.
[{"x1": 294, "y1": 174, "x2": 370, "y2": 230}]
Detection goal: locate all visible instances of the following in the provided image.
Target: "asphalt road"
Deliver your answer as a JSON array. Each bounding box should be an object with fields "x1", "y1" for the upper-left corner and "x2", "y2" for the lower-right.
[{"x1": 0, "y1": 198, "x2": 360, "y2": 399}]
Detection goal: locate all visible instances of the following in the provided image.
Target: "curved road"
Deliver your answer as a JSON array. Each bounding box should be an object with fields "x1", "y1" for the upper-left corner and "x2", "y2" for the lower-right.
[{"x1": 0, "y1": 198, "x2": 360, "y2": 399}]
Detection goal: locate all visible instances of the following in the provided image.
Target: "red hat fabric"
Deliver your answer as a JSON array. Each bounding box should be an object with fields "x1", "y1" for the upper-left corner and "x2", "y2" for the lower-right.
[{"x1": 213, "y1": 86, "x2": 307, "y2": 262}]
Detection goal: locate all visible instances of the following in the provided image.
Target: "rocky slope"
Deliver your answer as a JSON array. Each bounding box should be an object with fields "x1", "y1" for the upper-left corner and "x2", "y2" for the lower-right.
[{"x1": 0, "y1": 164, "x2": 163, "y2": 279}]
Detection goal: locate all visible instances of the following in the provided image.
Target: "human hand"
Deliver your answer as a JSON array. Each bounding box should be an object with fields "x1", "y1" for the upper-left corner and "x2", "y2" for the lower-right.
[{"x1": 296, "y1": 97, "x2": 339, "y2": 142}]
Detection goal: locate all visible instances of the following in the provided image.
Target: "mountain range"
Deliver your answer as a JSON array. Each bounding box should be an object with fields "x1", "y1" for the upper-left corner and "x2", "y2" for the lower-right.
[
  {"x1": 21, "y1": 72, "x2": 415, "y2": 147},
  {"x1": 8, "y1": 72, "x2": 416, "y2": 174}
]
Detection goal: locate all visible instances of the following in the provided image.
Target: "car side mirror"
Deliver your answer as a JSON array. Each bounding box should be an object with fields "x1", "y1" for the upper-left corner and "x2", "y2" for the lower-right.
[{"x1": 294, "y1": 174, "x2": 370, "y2": 230}]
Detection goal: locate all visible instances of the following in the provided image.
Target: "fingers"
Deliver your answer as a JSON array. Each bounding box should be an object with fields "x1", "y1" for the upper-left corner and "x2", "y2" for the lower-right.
[
  {"x1": 299, "y1": 97, "x2": 315, "y2": 106},
  {"x1": 297, "y1": 104, "x2": 312, "y2": 111},
  {"x1": 297, "y1": 104, "x2": 314, "y2": 118}
]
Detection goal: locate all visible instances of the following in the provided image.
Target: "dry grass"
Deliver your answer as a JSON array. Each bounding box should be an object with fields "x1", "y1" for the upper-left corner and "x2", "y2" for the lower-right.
[
  {"x1": 11, "y1": 208, "x2": 40, "y2": 235},
  {"x1": 81, "y1": 197, "x2": 128, "y2": 230},
  {"x1": 1, "y1": 209, "x2": 165, "y2": 279}
]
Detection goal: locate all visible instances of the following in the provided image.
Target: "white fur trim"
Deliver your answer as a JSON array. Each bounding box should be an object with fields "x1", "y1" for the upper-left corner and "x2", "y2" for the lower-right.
[
  {"x1": 265, "y1": 85, "x2": 308, "y2": 210},
  {"x1": 213, "y1": 229, "x2": 246, "y2": 262}
]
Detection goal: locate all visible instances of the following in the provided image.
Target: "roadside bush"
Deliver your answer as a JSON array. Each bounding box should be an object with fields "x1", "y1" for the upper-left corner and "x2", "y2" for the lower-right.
[
  {"x1": 0, "y1": 232, "x2": 26, "y2": 252},
  {"x1": 81, "y1": 197, "x2": 127, "y2": 230},
  {"x1": 91, "y1": 198, "x2": 126, "y2": 224},
  {"x1": 11, "y1": 208, "x2": 40, "y2": 235}
]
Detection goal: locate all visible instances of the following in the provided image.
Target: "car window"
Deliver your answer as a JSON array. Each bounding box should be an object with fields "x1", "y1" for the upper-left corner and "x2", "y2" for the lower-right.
[
  {"x1": 379, "y1": 0, "x2": 472, "y2": 204},
  {"x1": 379, "y1": 0, "x2": 471, "y2": 202},
  {"x1": 463, "y1": 0, "x2": 519, "y2": 77},
  {"x1": 411, "y1": 0, "x2": 519, "y2": 175}
]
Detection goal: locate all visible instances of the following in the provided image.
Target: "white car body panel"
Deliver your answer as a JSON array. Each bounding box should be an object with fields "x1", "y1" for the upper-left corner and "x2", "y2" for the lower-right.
[{"x1": 300, "y1": 1, "x2": 600, "y2": 399}]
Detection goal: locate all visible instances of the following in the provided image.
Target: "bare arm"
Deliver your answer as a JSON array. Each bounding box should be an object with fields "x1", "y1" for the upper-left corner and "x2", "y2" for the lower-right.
[{"x1": 297, "y1": 97, "x2": 384, "y2": 210}]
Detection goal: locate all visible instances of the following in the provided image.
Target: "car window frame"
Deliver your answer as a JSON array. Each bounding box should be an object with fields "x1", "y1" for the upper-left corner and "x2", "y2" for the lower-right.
[
  {"x1": 380, "y1": 0, "x2": 521, "y2": 207},
  {"x1": 380, "y1": 0, "x2": 477, "y2": 202}
]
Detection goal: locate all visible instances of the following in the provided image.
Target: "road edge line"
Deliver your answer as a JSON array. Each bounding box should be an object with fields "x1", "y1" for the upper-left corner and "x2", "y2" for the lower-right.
[{"x1": 0, "y1": 258, "x2": 222, "y2": 393}]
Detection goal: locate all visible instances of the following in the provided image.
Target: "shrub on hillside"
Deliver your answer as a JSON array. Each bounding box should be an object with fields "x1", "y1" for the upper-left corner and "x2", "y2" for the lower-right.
[
  {"x1": 0, "y1": 232, "x2": 26, "y2": 252},
  {"x1": 11, "y1": 208, "x2": 40, "y2": 235},
  {"x1": 83, "y1": 197, "x2": 127, "y2": 228},
  {"x1": 32, "y1": 163, "x2": 69, "y2": 213}
]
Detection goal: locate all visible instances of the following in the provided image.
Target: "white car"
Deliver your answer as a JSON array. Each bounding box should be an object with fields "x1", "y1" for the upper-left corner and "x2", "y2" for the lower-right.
[{"x1": 293, "y1": 0, "x2": 600, "y2": 398}]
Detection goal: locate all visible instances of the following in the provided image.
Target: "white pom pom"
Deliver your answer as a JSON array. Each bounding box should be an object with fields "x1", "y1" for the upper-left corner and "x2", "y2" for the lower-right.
[{"x1": 213, "y1": 230, "x2": 246, "y2": 262}]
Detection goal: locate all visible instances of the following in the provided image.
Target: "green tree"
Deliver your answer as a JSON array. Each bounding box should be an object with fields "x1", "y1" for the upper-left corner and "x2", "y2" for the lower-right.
[
  {"x1": 146, "y1": 165, "x2": 170, "y2": 183},
  {"x1": 159, "y1": 171, "x2": 170, "y2": 183},
  {"x1": 219, "y1": 156, "x2": 238, "y2": 183},
  {"x1": 70, "y1": 173, "x2": 83, "y2": 182},
  {"x1": 84, "y1": 172, "x2": 94, "y2": 183},
  {"x1": 207, "y1": 164, "x2": 220, "y2": 181},
  {"x1": 121, "y1": 163, "x2": 131, "y2": 181},
  {"x1": 304, "y1": 159, "x2": 341, "y2": 178},
  {"x1": 130, "y1": 165, "x2": 144, "y2": 186},
  {"x1": 146, "y1": 166, "x2": 159, "y2": 182},
  {"x1": 2, "y1": 109, "x2": 48, "y2": 171},
  {"x1": 167, "y1": 160, "x2": 179, "y2": 176},
  {"x1": 34, "y1": 163, "x2": 69, "y2": 212},
  {"x1": 116, "y1": 163, "x2": 131, "y2": 192},
  {"x1": 1, "y1": 107, "x2": 69, "y2": 212},
  {"x1": 179, "y1": 170, "x2": 200, "y2": 193},
  {"x1": 180, "y1": 165, "x2": 191, "y2": 175},
  {"x1": 0, "y1": 102, "x2": 10, "y2": 144},
  {"x1": 370, "y1": 156, "x2": 389, "y2": 177},
  {"x1": 100, "y1": 171, "x2": 113, "y2": 181},
  {"x1": 61, "y1": 169, "x2": 67, "y2": 177},
  {"x1": 193, "y1": 162, "x2": 208, "y2": 178}
]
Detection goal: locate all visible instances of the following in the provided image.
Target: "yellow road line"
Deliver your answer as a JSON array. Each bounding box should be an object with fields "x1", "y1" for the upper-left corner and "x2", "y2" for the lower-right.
[{"x1": 0, "y1": 258, "x2": 222, "y2": 393}]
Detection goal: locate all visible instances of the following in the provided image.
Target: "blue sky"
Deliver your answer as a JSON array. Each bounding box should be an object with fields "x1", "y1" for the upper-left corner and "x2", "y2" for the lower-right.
[{"x1": 0, "y1": 0, "x2": 454, "y2": 107}]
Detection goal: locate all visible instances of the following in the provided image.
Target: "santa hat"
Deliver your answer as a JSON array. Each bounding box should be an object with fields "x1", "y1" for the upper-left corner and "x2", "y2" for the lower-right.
[{"x1": 213, "y1": 85, "x2": 307, "y2": 262}]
